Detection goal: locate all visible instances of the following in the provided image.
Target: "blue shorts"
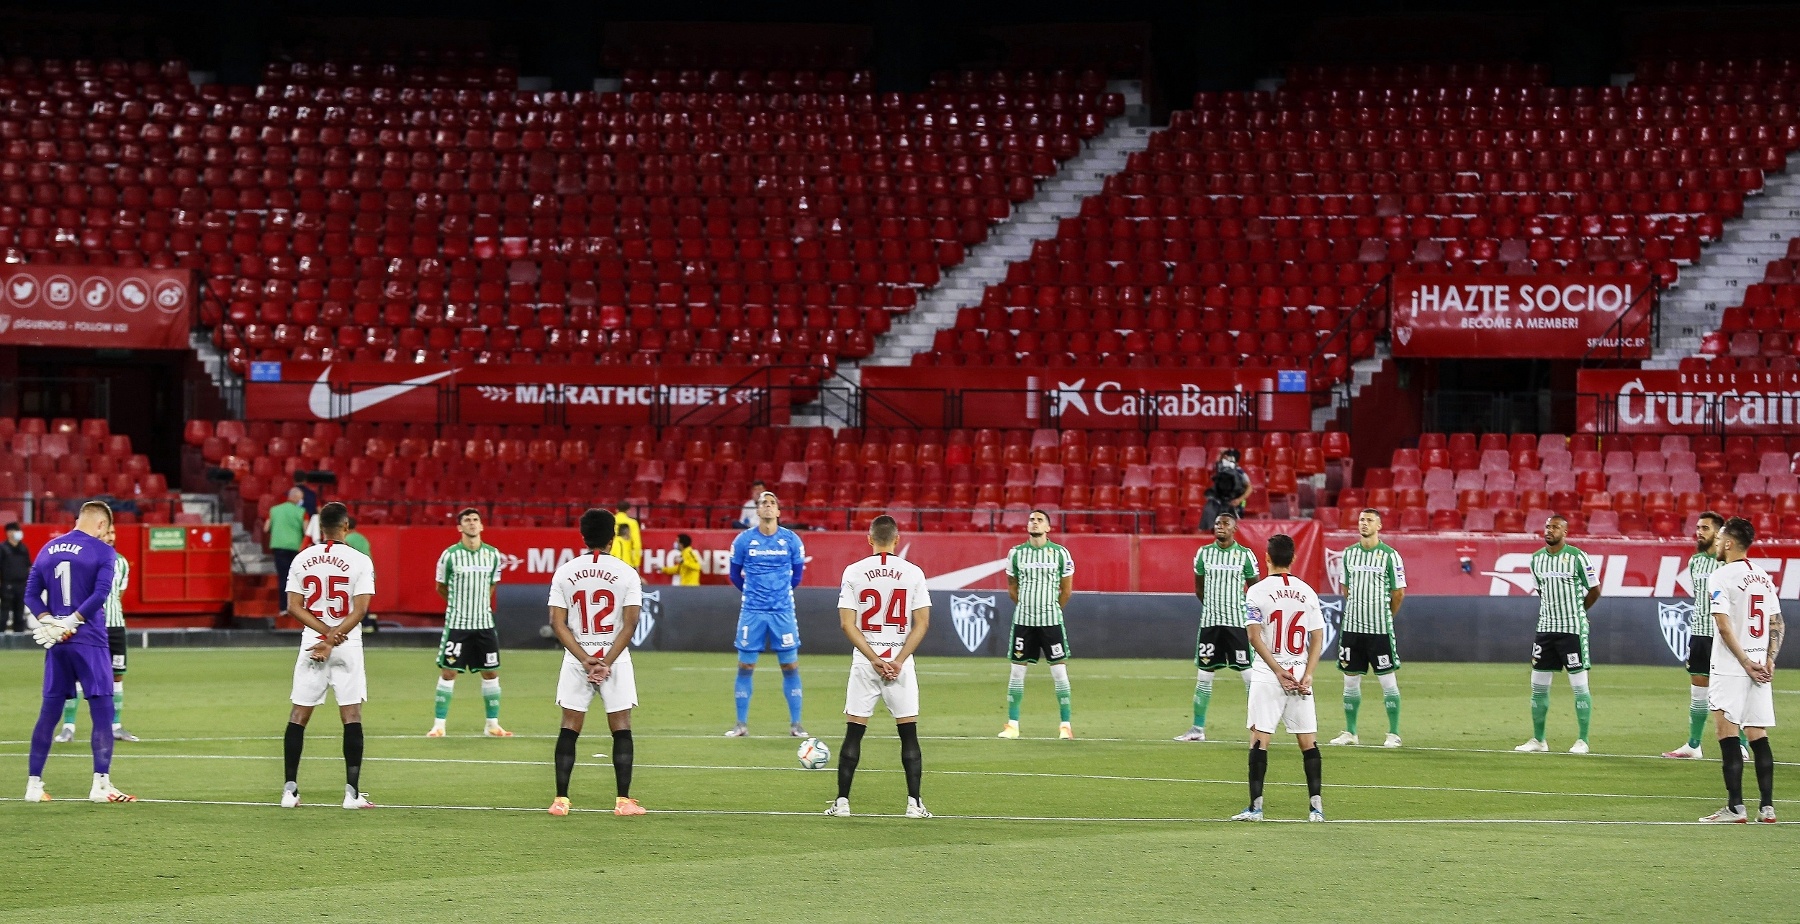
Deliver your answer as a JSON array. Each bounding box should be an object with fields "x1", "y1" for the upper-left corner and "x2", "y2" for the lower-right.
[
  {"x1": 42, "y1": 643, "x2": 112, "y2": 701},
  {"x1": 736, "y1": 610, "x2": 801, "y2": 663}
]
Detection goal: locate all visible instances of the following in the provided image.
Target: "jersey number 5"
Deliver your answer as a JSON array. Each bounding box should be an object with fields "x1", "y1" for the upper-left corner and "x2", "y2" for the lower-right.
[
  {"x1": 1266, "y1": 611, "x2": 1309, "y2": 655},
  {"x1": 572, "y1": 589, "x2": 617, "y2": 636},
  {"x1": 1748, "y1": 594, "x2": 1769, "y2": 638},
  {"x1": 858, "y1": 588, "x2": 909, "y2": 634},
  {"x1": 302, "y1": 574, "x2": 350, "y2": 620}
]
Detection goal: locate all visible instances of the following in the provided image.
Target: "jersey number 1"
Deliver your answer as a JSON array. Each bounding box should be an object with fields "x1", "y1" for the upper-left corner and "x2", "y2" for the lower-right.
[
  {"x1": 1267, "y1": 610, "x2": 1309, "y2": 655},
  {"x1": 858, "y1": 588, "x2": 909, "y2": 634}
]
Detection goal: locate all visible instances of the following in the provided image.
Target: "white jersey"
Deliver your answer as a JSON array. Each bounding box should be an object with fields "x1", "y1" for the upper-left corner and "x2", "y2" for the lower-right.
[
  {"x1": 1244, "y1": 573, "x2": 1325, "y2": 679},
  {"x1": 836, "y1": 552, "x2": 931, "y2": 664},
  {"x1": 285, "y1": 540, "x2": 376, "y2": 651},
  {"x1": 548, "y1": 550, "x2": 643, "y2": 657},
  {"x1": 1709, "y1": 559, "x2": 1780, "y2": 679}
]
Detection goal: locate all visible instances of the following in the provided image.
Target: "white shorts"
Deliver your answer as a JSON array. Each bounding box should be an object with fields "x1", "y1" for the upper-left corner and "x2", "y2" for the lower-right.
[
  {"x1": 1710, "y1": 673, "x2": 1777, "y2": 729},
  {"x1": 1246, "y1": 677, "x2": 1317, "y2": 735},
  {"x1": 290, "y1": 644, "x2": 367, "y2": 707},
  {"x1": 844, "y1": 657, "x2": 919, "y2": 720},
  {"x1": 555, "y1": 650, "x2": 638, "y2": 715}
]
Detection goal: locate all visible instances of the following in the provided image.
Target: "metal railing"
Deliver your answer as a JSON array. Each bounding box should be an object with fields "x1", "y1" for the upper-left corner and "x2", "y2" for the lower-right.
[
  {"x1": 1580, "y1": 280, "x2": 1661, "y2": 365},
  {"x1": 0, "y1": 494, "x2": 211, "y2": 525},
  {"x1": 331, "y1": 498, "x2": 1184, "y2": 534},
  {"x1": 1576, "y1": 390, "x2": 1743, "y2": 438}
]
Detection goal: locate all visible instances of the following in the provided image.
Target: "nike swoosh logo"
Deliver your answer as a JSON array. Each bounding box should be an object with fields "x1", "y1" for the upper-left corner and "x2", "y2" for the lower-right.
[
  {"x1": 307, "y1": 367, "x2": 460, "y2": 419},
  {"x1": 926, "y1": 557, "x2": 1011, "y2": 591}
]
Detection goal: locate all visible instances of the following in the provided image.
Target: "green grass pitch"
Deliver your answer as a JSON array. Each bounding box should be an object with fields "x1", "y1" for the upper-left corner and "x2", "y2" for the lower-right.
[{"x1": 2, "y1": 646, "x2": 1796, "y2": 922}]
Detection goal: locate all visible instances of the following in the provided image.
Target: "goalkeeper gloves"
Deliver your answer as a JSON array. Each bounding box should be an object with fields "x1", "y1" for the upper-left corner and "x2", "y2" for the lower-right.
[{"x1": 32, "y1": 616, "x2": 78, "y2": 649}]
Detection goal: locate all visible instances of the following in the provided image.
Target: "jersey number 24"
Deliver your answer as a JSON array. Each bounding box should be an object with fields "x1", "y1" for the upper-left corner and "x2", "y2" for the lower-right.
[{"x1": 858, "y1": 588, "x2": 910, "y2": 634}]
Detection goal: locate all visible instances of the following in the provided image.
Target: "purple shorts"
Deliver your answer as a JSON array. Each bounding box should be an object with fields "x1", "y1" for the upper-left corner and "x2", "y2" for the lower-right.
[{"x1": 42, "y1": 643, "x2": 112, "y2": 700}]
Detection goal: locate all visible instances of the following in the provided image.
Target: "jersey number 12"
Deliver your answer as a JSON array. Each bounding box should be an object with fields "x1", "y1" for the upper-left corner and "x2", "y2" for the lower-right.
[{"x1": 572, "y1": 588, "x2": 617, "y2": 636}]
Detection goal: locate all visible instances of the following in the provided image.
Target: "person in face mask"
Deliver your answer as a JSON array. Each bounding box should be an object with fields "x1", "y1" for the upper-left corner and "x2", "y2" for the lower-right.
[{"x1": 0, "y1": 523, "x2": 29, "y2": 633}]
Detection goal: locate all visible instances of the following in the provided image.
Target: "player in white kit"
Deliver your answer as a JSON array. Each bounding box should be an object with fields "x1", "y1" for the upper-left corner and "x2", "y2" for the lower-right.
[
  {"x1": 824, "y1": 515, "x2": 933, "y2": 819},
  {"x1": 1231, "y1": 534, "x2": 1326, "y2": 823},
  {"x1": 547, "y1": 508, "x2": 645, "y2": 817},
  {"x1": 280, "y1": 502, "x2": 376, "y2": 810},
  {"x1": 1700, "y1": 516, "x2": 1785, "y2": 824}
]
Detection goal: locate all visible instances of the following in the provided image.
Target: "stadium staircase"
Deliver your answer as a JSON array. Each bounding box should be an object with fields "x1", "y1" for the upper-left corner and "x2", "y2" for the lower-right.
[
  {"x1": 1648, "y1": 153, "x2": 1800, "y2": 368},
  {"x1": 860, "y1": 84, "x2": 1151, "y2": 368}
]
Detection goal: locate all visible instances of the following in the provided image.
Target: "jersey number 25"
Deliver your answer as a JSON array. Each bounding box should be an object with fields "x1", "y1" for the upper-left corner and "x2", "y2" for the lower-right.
[{"x1": 302, "y1": 575, "x2": 350, "y2": 619}]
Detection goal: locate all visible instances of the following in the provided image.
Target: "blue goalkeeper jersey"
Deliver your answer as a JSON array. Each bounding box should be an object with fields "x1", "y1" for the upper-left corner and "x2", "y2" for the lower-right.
[
  {"x1": 23, "y1": 529, "x2": 116, "y2": 649},
  {"x1": 730, "y1": 526, "x2": 805, "y2": 613}
]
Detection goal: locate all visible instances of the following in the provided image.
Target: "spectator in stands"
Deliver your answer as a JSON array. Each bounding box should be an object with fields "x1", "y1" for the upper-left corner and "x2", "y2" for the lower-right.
[
  {"x1": 737, "y1": 481, "x2": 768, "y2": 529},
  {"x1": 661, "y1": 534, "x2": 702, "y2": 586},
  {"x1": 266, "y1": 488, "x2": 307, "y2": 585},
  {"x1": 1201, "y1": 451, "x2": 1253, "y2": 527},
  {"x1": 292, "y1": 474, "x2": 319, "y2": 517},
  {"x1": 1, "y1": 522, "x2": 29, "y2": 633},
  {"x1": 614, "y1": 502, "x2": 643, "y2": 569},
  {"x1": 342, "y1": 518, "x2": 371, "y2": 557}
]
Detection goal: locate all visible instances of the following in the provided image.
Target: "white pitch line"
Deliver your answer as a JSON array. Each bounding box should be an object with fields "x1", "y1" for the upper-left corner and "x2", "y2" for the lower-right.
[
  {"x1": 2, "y1": 751, "x2": 1780, "y2": 804},
  {"x1": 0, "y1": 796, "x2": 1766, "y2": 826}
]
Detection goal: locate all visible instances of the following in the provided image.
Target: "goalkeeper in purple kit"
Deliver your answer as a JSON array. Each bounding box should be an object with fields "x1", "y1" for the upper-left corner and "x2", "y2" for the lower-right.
[{"x1": 22, "y1": 501, "x2": 134, "y2": 803}]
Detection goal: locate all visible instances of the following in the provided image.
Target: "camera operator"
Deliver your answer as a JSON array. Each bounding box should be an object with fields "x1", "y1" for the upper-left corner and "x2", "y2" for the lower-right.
[{"x1": 1201, "y1": 449, "x2": 1252, "y2": 527}]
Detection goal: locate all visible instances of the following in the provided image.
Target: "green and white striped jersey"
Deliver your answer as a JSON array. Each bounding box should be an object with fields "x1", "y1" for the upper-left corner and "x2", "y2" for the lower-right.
[
  {"x1": 1193, "y1": 541, "x2": 1259, "y2": 628},
  {"x1": 1340, "y1": 541, "x2": 1406, "y2": 634},
  {"x1": 1688, "y1": 551, "x2": 1721, "y2": 638},
  {"x1": 437, "y1": 542, "x2": 504, "y2": 630},
  {"x1": 103, "y1": 553, "x2": 127, "y2": 629},
  {"x1": 1530, "y1": 544, "x2": 1597, "y2": 634},
  {"x1": 1006, "y1": 541, "x2": 1074, "y2": 626}
]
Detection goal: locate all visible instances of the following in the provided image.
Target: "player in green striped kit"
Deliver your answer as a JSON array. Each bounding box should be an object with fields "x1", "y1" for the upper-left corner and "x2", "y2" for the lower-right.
[
  {"x1": 55, "y1": 522, "x2": 136, "y2": 742},
  {"x1": 1515, "y1": 514, "x2": 1601, "y2": 754},
  {"x1": 1328, "y1": 509, "x2": 1406, "y2": 748},
  {"x1": 427, "y1": 508, "x2": 512, "y2": 737},
  {"x1": 1663, "y1": 512, "x2": 1746, "y2": 759},
  {"x1": 998, "y1": 510, "x2": 1077, "y2": 740},
  {"x1": 1175, "y1": 512, "x2": 1259, "y2": 742}
]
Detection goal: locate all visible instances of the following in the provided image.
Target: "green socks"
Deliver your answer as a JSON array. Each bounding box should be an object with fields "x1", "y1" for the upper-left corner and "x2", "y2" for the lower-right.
[
  {"x1": 61, "y1": 696, "x2": 77, "y2": 728},
  {"x1": 1193, "y1": 676, "x2": 1214, "y2": 728},
  {"x1": 1384, "y1": 690, "x2": 1401, "y2": 736},
  {"x1": 1343, "y1": 686, "x2": 1362, "y2": 735},
  {"x1": 1687, "y1": 688, "x2": 1709, "y2": 749},
  {"x1": 1530, "y1": 683, "x2": 1550, "y2": 741},
  {"x1": 113, "y1": 681, "x2": 124, "y2": 727},
  {"x1": 481, "y1": 677, "x2": 502, "y2": 721},
  {"x1": 1573, "y1": 691, "x2": 1593, "y2": 741},
  {"x1": 434, "y1": 678, "x2": 454, "y2": 721},
  {"x1": 1007, "y1": 672, "x2": 1024, "y2": 722},
  {"x1": 1053, "y1": 675, "x2": 1072, "y2": 723}
]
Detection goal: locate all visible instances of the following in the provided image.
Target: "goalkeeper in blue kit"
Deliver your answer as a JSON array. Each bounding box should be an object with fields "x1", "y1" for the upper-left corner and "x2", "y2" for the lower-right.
[{"x1": 725, "y1": 492, "x2": 808, "y2": 737}]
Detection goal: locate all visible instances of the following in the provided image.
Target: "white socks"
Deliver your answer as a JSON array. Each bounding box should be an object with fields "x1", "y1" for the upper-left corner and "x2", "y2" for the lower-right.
[{"x1": 1377, "y1": 672, "x2": 1400, "y2": 695}]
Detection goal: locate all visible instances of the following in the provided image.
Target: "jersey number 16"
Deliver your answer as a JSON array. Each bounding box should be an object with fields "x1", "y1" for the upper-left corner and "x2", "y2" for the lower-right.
[{"x1": 1266, "y1": 610, "x2": 1309, "y2": 655}]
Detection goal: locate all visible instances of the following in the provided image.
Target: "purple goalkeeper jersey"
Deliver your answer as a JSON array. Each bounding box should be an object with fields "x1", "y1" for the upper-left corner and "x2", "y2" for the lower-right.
[{"x1": 23, "y1": 529, "x2": 116, "y2": 649}]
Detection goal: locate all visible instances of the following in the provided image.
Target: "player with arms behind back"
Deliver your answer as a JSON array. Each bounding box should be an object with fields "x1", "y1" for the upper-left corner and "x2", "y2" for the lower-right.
[
  {"x1": 427, "y1": 508, "x2": 512, "y2": 738},
  {"x1": 1329, "y1": 509, "x2": 1406, "y2": 747},
  {"x1": 23, "y1": 501, "x2": 131, "y2": 803},
  {"x1": 1514, "y1": 514, "x2": 1601, "y2": 755},
  {"x1": 826, "y1": 515, "x2": 932, "y2": 819},
  {"x1": 280, "y1": 502, "x2": 376, "y2": 809},
  {"x1": 997, "y1": 509, "x2": 1076, "y2": 741},
  {"x1": 1664, "y1": 512, "x2": 1745, "y2": 760},
  {"x1": 1700, "y1": 516, "x2": 1785, "y2": 823},
  {"x1": 1232, "y1": 534, "x2": 1326, "y2": 822},
  {"x1": 1175, "y1": 512, "x2": 1259, "y2": 742},
  {"x1": 547, "y1": 508, "x2": 644, "y2": 817}
]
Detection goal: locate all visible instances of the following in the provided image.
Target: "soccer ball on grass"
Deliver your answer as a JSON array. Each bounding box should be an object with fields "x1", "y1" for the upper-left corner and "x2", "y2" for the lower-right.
[{"x1": 797, "y1": 737, "x2": 831, "y2": 770}]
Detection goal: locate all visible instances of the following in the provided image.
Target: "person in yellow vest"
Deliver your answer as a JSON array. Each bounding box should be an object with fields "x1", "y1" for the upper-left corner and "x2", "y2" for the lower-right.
[
  {"x1": 614, "y1": 501, "x2": 643, "y2": 569},
  {"x1": 661, "y1": 534, "x2": 702, "y2": 586}
]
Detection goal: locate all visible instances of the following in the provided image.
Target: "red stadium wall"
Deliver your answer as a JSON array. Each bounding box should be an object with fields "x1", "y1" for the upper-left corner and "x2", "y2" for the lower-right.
[{"x1": 352, "y1": 520, "x2": 1325, "y2": 615}]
